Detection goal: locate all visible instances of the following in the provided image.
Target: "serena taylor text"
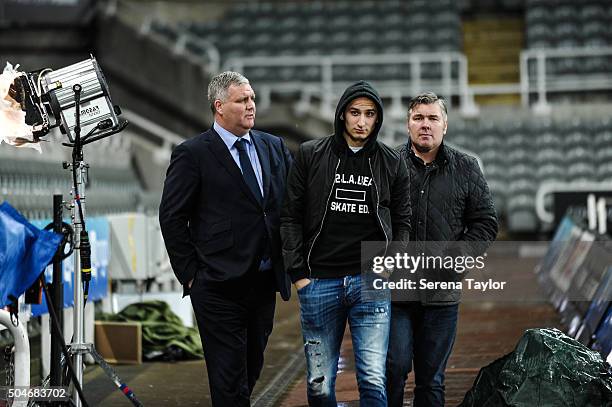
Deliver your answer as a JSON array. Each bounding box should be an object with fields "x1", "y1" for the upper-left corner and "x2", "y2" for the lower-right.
[{"x1": 373, "y1": 278, "x2": 507, "y2": 292}]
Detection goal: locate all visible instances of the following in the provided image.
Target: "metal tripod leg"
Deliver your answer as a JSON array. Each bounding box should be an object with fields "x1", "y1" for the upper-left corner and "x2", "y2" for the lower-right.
[{"x1": 69, "y1": 343, "x2": 143, "y2": 407}]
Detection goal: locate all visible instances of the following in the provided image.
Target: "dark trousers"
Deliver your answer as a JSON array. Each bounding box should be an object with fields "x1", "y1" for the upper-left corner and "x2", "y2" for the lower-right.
[
  {"x1": 385, "y1": 302, "x2": 459, "y2": 407},
  {"x1": 190, "y1": 269, "x2": 276, "y2": 407}
]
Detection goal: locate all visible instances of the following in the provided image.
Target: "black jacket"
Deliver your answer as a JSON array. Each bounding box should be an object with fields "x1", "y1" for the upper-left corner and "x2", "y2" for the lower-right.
[
  {"x1": 281, "y1": 81, "x2": 411, "y2": 283},
  {"x1": 159, "y1": 128, "x2": 293, "y2": 300},
  {"x1": 397, "y1": 142, "x2": 499, "y2": 304}
]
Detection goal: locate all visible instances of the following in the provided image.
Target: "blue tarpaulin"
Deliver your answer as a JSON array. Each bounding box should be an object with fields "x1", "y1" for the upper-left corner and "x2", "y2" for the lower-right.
[
  {"x1": 0, "y1": 201, "x2": 62, "y2": 308},
  {"x1": 29, "y1": 216, "x2": 109, "y2": 316}
]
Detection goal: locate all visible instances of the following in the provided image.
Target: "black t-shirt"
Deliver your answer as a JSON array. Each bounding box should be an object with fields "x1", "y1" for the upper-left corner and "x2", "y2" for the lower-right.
[{"x1": 309, "y1": 149, "x2": 384, "y2": 278}]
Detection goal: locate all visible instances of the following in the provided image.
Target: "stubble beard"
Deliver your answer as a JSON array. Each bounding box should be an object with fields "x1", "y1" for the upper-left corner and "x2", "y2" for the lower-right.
[{"x1": 413, "y1": 141, "x2": 433, "y2": 154}]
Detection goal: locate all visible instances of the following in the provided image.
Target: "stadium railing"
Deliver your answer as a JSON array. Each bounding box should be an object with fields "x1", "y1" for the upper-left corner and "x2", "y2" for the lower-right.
[
  {"x1": 520, "y1": 47, "x2": 612, "y2": 113},
  {"x1": 224, "y1": 52, "x2": 479, "y2": 119}
]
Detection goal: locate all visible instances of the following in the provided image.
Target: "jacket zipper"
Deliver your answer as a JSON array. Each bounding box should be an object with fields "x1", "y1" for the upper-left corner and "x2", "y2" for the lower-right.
[
  {"x1": 417, "y1": 166, "x2": 433, "y2": 241},
  {"x1": 369, "y1": 157, "x2": 389, "y2": 252},
  {"x1": 306, "y1": 157, "x2": 341, "y2": 276}
]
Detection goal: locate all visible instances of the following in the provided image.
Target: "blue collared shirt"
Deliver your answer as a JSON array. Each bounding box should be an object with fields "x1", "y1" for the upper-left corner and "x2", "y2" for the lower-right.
[
  {"x1": 213, "y1": 122, "x2": 271, "y2": 271},
  {"x1": 214, "y1": 122, "x2": 264, "y2": 197}
]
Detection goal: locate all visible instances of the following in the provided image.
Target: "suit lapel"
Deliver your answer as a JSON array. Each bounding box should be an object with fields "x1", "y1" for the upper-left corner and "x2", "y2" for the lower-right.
[
  {"x1": 209, "y1": 129, "x2": 260, "y2": 207},
  {"x1": 251, "y1": 131, "x2": 271, "y2": 205}
]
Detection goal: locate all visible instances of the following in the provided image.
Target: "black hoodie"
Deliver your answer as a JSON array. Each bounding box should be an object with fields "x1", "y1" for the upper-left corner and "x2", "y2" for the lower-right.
[
  {"x1": 331, "y1": 80, "x2": 384, "y2": 156},
  {"x1": 281, "y1": 81, "x2": 411, "y2": 283},
  {"x1": 309, "y1": 81, "x2": 386, "y2": 278}
]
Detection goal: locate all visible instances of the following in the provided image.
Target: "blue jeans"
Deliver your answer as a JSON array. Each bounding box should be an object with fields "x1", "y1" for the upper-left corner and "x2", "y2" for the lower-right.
[
  {"x1": 298, "y1": 275, "x2": 390, "y2": 407},
  {"x1": 385, "y1": 302, "x2": 459, "y2": 407}
]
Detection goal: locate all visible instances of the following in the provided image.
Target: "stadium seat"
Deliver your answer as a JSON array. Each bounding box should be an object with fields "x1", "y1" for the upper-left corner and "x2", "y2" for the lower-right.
[
  {"x1": 507, "y1": 150, "x2": 533, "y2": 166},
  {"x1": 536, "y1": 148, "x2": 565, "y2": 166},
  {"x1": 479, "y1": 135, "x2": 502, "y2": 153},
  {"x1": 526, "y1": 5, "x2": 549, "y2": 25},
  {"x1": 564, "y1": 132, "x2": 591, "y2": 149},
  {"x1": 297, "y1": 66, "x2": 322, "y2": 82},
  {"x1": 507, "y1": 194, "x2": 538, "y2": 232},
  {"x1": 508, "y1": 179, "x2": 538, "y2": 195},
  {"x1": 145, "y1": 0, "x2": 464, "y2": 87},
  {"x1": 535, "y1": 132, "x2": 561, "y2": 150},
  {"x1": 566, "y1": 147, "x2": 592, "y2": 164},
  {"x1": 447, "y1": 133, "x2": 472, "y2": 149},
  {"x1": 507, "y1": 133, "x2": 530, "y2": 150},
  {"x1": 421, "y1": 62, "x2": 444, "y2": 80},
  {"x1": 547, "y1": 57, "x2": 582, "y2": 75},
  {"x1": 552, "y1": 5, "x2": 576, "y2": 23},
  {"x1": 595, "y1": 130, "x2": 612, "y2": 149},
  {"x1": 597, "y1": 162, "x2": 612, "y2": 182},
  {"x1": 0, "y1": 155, "x2": 142, "y2": 219},
  {"x1": 508, "y1": 163, "x2": 535, "y2": 180},
  {"x1": 377, "y1": 64, "x2": 410, "y2": 81},
  {"x1": 480, "y1": 150, "x2": 508, "y2": 168},
  {"x1": 567, "y1": 162, "x2": 597, "y2": 180},
  {"x1": 527, "y1": 23, "x2": 554, "y2": 48},
  {"x1": 304, "y1": 15, "x2": 326, "y2": 32},
  {"x1": 581, "y1": 3, "x2": 607, "y2": 22},
  {"x1": 536, "y1": 163, "x2": 566, "y2": 183},
  {"x1": 582, "y1": 55, "x2": 608, "y2": 74},
  {"x1": 596, "y1": 147, "x2": 612, "y2": 164},
  {"x1": 526, "y1": 0, "x2": 612, "y2": 52}
]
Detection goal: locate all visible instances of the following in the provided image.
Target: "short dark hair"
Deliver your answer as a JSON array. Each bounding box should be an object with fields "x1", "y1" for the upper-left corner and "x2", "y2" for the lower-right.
[{"x1": 407, "y1": 92, "x2": 447, "y2": 120}]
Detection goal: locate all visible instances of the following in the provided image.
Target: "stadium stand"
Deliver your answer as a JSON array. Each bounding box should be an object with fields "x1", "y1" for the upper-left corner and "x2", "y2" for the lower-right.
[
  {"x1": 2, "y1": 0, "x2": 612, "y2": 234},
  {"x1": 522, "y1": 0, "x2": 612, "y2": 107},
  {"x1": 0, "y1": 129, "x2": 141, "y2": 220},
  {"x1": 151, "y1": 0, "x2": 463, "y2": 86},
  {"x1": 3, "y1": 1, "x2": 612, "y2": 405},
  {"x1": 526, "y1": 1, "x2": 611, "y2": 50},
  {"x1": 446, "y1": 116, "x2": 612, "y2": 233}
]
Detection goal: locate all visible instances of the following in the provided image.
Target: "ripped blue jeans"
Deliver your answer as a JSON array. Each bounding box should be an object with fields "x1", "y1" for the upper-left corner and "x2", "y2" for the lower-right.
[{"x1": 297, "y1": 274, "x2": 390, "y2": 407}]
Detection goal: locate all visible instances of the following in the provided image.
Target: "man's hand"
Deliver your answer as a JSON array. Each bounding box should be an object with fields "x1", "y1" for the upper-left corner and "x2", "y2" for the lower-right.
[
  {"x1": 188, "y1": 278, "x2": 194, "y2": 289},
  {"x1": 294, "y1": 278, "x2": 311, "y2": 290}
]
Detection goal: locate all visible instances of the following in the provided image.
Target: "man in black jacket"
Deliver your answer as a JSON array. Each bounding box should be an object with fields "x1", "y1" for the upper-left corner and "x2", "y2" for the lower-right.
[
  {"x1": 281, "y1": 81, "x2": 410, "y2": 406},
  {"x1": 159, "y1": 71, "x2": 292, "y2": 406},
  {"x1": 386, "y1": 92, "x2": 498, "y2": 407}
]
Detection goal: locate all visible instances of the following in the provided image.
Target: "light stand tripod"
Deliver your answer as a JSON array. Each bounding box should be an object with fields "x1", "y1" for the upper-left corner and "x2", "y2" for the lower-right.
[{"x1": 57, "y1": 83, "x2": 141, "y2": 407}]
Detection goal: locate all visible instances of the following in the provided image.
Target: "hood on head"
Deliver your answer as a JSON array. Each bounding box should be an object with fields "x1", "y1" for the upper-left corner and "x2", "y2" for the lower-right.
[{"x1": 333, "y1": 80, "x2": 384, "y2": 154}]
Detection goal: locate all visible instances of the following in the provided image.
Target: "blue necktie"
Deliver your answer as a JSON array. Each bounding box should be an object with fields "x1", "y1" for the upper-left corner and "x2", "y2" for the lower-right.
[{"x1": 235, "y1": 138, "x2": 263, "y2": 204}]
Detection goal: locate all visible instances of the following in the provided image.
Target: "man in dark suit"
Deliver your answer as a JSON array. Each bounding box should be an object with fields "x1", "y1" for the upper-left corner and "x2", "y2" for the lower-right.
[{"x1": 159, "y1": 71, "x2": 292, "y2": 406}]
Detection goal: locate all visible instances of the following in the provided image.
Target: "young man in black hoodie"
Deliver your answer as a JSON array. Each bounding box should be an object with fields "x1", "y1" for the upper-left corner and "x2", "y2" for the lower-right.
[{"x1": 281, "y1": 81, "x2": 410, "y2": 406}]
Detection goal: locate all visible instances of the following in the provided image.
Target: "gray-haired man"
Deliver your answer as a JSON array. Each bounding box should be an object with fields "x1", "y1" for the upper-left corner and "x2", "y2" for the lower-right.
[{"x1": 159, "y1": 71, "x2": 293, "y2": 406}]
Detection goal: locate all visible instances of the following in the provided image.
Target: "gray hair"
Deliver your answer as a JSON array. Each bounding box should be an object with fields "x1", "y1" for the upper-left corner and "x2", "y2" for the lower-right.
[
  {"x1": 407, "y1": 91, "x2": 448, "y2": 121},
  {"x1": 207, "y1": 71, "x2": 250, "y2": 114}
]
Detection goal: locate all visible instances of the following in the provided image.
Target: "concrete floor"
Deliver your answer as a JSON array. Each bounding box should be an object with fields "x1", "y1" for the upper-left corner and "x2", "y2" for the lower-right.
[
  {"x1": 82, "y1": 292, "x2": 303, "y2": 406},
  {"x1": 81, "y1": 255, "x2": 564, "y2": 407},
  {"x1": 280, "y1": 302, "x2": 562, "y2": 407}
]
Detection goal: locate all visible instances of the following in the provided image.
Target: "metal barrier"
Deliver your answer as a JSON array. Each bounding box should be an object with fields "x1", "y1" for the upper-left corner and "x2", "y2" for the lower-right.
[
  {"x1": 224, "y1": 52, "x2": 479, "y2": 118},
  {"x1": 520, "y1": 47, "x2": 612, "y2": 114},
  {"x1": 0, "y1": 310, "x2": 30, "y2": 407}
]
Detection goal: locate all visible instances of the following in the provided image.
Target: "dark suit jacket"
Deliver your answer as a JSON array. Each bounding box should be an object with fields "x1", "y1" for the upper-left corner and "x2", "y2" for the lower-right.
[{"x1": 159, "y1": 128, "x2": 293, "y2": 300}]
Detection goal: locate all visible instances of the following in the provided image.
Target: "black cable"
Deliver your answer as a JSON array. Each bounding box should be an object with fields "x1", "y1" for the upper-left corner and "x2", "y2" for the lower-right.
[
  {"x1": 41, "y1": 277, "x2": 89, "y2": 407},
  {"x1": 69, "y1": 84, "x2": 92, "y2": 307},
  {"x1": 72, "y1": 144, "x2": 86, "y2": 233},
  {"x1": 71, "y1": 84, "x2": 86, "y2": 233},
  {"x1": 44, "y1": 221, "x2": 74, "y2": 261}
]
